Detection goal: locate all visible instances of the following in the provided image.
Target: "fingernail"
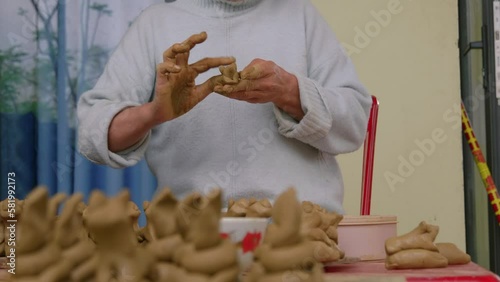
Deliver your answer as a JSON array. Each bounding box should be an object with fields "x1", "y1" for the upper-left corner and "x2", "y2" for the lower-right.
[{"x1": 174, "y1": 65, "x2": 181, "y2": 70}]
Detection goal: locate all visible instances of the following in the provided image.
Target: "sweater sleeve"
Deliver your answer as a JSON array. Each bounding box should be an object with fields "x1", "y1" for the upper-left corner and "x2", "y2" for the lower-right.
[
  {"x1": 77, "y1": 8, "x2": 156, "y2": 168},
  {"x1": 274, "y1": 1, "x2": 372, "y2": 155}
]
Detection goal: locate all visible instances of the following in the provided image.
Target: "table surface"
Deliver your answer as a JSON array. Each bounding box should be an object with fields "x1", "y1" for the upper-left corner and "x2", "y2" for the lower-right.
[
  {"x1": 324, "y1": 261, "x2": 500, "y2": 282},
  {"x1": 1, "y1": 258, "x2": 499, "y2": 282}
]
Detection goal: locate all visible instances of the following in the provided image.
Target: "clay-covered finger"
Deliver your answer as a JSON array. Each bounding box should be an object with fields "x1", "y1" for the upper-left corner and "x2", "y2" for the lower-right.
[
  {"x1": 191, "y1": 57, "x2": 236, "y2": 73},
  {"x1": 163, "y1": 43, "x2": 190, "y2": 61},
  {"x1": 240, "y1": 64, "x2": 264, "y2": 80},
  {"x1": 163, "y1": 32, "x2": 208, "y2": 61},
  {"x1": 176, "y1": 51, "x2": 191, "y2": 68},
  {"x1": 181, "y1": 31, "x2": 208, "y2": 49},
  {"x1": 176, "y1": 32, "x2": 209, "y2": 67},
  {"x1": 156, "y1": 62, "x2": 182, "y2": 75},
  {"x1": 220, "y1": 80, "x2": 255, "y2": 96}
]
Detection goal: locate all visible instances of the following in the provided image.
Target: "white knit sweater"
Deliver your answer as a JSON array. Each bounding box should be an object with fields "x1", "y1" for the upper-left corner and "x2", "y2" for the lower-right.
[{"x1": 77, "y1": 0, "x2": 372, "y2": 213}]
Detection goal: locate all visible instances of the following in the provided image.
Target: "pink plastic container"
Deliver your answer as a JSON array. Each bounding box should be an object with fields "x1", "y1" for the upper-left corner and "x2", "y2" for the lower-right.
[{"x1": 337, "y1": 215, "x2": 397, "y2": 261}]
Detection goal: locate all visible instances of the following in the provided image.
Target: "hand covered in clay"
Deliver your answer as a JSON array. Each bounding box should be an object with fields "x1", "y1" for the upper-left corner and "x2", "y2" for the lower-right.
[
  {"x1": 152, "y1": 32, "x2": 235, "y2": 123},
  {"x1": 214, "y1": 59, "x2": 305, "y2": 120}
]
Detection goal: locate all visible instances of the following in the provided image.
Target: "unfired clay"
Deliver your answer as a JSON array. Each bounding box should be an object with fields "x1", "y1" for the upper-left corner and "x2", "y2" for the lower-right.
[
  {"x1": 436, "y1": 242, "x2": 471, "y2": 265},
  {"x1": 143, "y1": 188, "x2": 183, "y2": 263},
  {"x1": 173, "y1": 192, "x2": 205, "y2": 240},
  {"x1": 225, "y1": 198, "x2": 250, "y2": 217},
  {"x1": 300, "y1": 201, "x2": 344, "y2": 262},
  {"x1": 3, "y1": 186, "x2": 344, "y2": 281},
  {"x1": 172, "y1": 189, "x2": 239, "y2": 282},
  {"x1": 385, "y1": 221, "x2": 439, "y2": 255},
  {"x1": 225, "y1": 198, "x2": 272, "y2": 218},
  {"x1": 245, "y1": 188, "x2": 325, "y2": 282},
  {"x1": 385, "y1": 221, "x2": 448, "y2": 270},
  {"x1": 14, "y1": 187, "x2": 74, "y2": 281},
  {"x1": 0, "y1": 219, "x2": 3, "y2": 257},
  {"x1": 143, "y1": 189, "x2": 180, "y2": 242},
  {"x1": 219, "y1": 62, "x2": 240, "y2": 85},
  {"x1": 386, "y1": 249, "x2": 448, "y2": 270},
  {"x1": 54, "y1": 193, "x2": 96, "y2": 281},
  {"x1": 134, "y1": 188, "x2": 240, "y2": 282},
  {"x1": 246, "y1": 199, "x2": 272, "y2": 218},
  {"x1": 17, "y1": 188, "x2": 51, "y2": 255},
  {"x1": 48, "y1": 193, "x2": 67, "y2": 225},
  {"x1": 0, "y1": 198, "x2": 24, "y2": 219},
  {"x1": 84, "y1": 189, "x2": 155, "y2": 282},
  {"x1": 127, "y1": 201, "x2": 142, "y2": 240}
]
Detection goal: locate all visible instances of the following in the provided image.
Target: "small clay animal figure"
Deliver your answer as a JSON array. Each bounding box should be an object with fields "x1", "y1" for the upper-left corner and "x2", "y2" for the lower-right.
[
  {"x1": 385, "y1": 221, "x2": 439, "y2": 255},
  {"x1": 263, "y1": 189, "x2": 303, "y2": 248},
  {"x1": 219, "y1": 62, "x2": 240, "y2": 85},
  {"x1": 225, "y1": 198, "x2": 272, "y2": 218},
  {"x1": 85, "y1": 190, "x2": 155, "y2": 282},
  {"x1": 143, "y1": 188, "x2": 184, "y2": 263},
  {"x1": 246, "y1": 188, "x2": 325, "y2": 282},
  {"x1": 247, "y1": 199, "x2": 272, "y2": 218},
  {"x1": 385, "y1": 221, "x2": 449, "y2": 270},
  {"x1": 157, "y1": 189, "x2": 239, "y2": 282},
  {"x1": 300, "y1": 201, "x2": 344, "y2": 261}
]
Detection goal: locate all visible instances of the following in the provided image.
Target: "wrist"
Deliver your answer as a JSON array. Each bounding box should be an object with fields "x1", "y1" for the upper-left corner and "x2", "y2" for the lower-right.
[
  {"x1": 275, "y1": 74, "x2": 304, "y2": 121},
  {"x1": 148, "y1": 99, "x2": 173, "y2": 125}
]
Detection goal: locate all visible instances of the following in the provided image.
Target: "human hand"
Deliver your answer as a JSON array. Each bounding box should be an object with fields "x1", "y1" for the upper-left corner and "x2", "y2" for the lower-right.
[
  {"x1": 214, "y1": 59, "x2": 304, "y2": 120},
  {"x1": 152, "y1": 32, "x2": 235, "y2": 123}
]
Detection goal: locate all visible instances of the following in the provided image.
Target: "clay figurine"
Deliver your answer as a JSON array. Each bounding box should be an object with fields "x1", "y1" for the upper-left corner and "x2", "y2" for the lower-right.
[
  {"x1": 219, "y1": 62, "x2": 240, "y2": 85},
  {"x1": 14, "y1": 187, "x2": 72, "y2": 281},
  {"x1": 436, "y1": 242, "x2": 471, "y2": 265},
  {"x1": 385, "y1": 221, "x2": 448, "y2": 270},
  {"x1": 300, "y1": 201, "x2": 344, "y2": 262},
  {"x1": 143, "y1": 188, "x2": 183, "y2": 263},
  {"x1": 246, "y1": 188, "x2": 325, "y2": 282},
  {"x1": 225, "y1": 198, "x2": 272, "y2": 218},
  {"x1": 173, "y1": 189, "x2": 239, "y2": 282},
  {"x1": 385, "y1": 221, "x2": 439, "y2": 255},
  {"x1": 84, "y1": 189, "x2": 155, "y2": 282}
]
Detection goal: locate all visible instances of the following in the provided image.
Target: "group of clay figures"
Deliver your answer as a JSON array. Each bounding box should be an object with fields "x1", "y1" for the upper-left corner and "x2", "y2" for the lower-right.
[
  {"x1": 244, "y1": 189, "x2": 343, "y2": 282},
  {"x1": 0, "y1": 185, "x2": 473, "y2": 282},
  {"x1": 0, "y1": 186, "x2": 238, "y2": 282},
  {"x1": 0, "y1": 187, "x2": 343, "y2": 282},
  {"x1": 384, "y1": 221, "x2": 471, "y2": 270}
]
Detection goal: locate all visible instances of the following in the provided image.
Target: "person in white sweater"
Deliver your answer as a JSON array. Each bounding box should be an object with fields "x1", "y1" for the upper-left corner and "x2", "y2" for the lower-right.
[{"x1": 77, "y1": 0, "x2": 372, "y2": 213}]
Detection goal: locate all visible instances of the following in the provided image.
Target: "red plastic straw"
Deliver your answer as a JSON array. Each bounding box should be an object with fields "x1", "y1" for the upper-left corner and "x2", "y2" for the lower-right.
[{"x1": 360, "y1": 96, "x2": 379, "y2": 216}]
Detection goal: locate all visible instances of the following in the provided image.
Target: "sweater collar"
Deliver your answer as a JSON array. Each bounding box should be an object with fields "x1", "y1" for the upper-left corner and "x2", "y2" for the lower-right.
[{"x1": 185, "y1": 0, "x2": 262, "y2": 17}]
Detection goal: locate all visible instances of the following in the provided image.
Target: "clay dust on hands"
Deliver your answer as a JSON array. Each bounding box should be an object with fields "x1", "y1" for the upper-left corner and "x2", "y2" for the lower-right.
[{"x1": 152, "y1": 32, "x2": 235, "y2": 122}]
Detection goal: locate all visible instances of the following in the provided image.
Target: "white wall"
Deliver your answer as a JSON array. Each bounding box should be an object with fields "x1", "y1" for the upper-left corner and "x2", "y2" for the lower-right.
[{"x1": 311, "y1": 0, "x2": 465, "y2": 249}]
